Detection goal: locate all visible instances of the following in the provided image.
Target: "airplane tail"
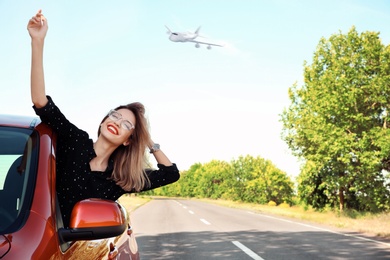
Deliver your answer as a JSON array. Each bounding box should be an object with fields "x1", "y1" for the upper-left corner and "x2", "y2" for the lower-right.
[
  {"x1": 195, "y1": 26, "x2": 201, "y2": 35},
  {"x1": 165, "y1": 25, "x2": 172, "y2": 34}
]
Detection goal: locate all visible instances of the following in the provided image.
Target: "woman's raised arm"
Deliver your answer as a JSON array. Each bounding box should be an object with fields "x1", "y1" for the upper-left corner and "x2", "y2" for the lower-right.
[{"x1": 27, "y1": 9, "x2": 48, "y2": 108}]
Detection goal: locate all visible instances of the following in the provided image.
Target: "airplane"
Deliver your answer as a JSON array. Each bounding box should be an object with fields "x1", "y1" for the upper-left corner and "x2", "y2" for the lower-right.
[{"x1": 165, "y1": 26, "x2": 224, "y2": 50}]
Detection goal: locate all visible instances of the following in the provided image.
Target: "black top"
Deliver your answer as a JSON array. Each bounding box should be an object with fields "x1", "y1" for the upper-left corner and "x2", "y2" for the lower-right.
[{"x1": 34, "y1": 96, "x2": 180, "y2": 227}]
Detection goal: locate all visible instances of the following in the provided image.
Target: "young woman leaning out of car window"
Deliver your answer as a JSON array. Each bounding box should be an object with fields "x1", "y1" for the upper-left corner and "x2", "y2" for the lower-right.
[{"x1": 27, "y1": 10, "x2": 180, "y2": 227}]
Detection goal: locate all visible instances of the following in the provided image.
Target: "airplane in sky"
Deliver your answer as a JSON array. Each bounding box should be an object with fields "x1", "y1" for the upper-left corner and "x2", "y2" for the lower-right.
[{"x1": 165, "y1": 26, "x2": 224, "y2": 49}]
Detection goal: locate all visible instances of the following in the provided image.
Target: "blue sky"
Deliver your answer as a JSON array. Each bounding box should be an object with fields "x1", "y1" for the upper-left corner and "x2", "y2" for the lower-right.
[{"x1": 1, "y1": 0, "x2": 390, "y2": 178}]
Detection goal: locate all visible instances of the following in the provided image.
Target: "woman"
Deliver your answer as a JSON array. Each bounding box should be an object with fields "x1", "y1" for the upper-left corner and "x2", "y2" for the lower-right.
[{"x1": 27, "y1": 10, "x2": 180, "y2": 227}]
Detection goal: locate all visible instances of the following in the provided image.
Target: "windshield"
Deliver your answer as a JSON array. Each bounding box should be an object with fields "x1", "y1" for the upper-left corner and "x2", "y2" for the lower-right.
[{"x1": 0, "y1": 127, "x2": 38, "y2": 234}]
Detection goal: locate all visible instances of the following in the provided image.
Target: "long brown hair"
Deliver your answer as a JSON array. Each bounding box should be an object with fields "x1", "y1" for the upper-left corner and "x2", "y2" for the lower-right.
[{"x1": 98, "y1": 102, "x2": 151, "y2": 191}]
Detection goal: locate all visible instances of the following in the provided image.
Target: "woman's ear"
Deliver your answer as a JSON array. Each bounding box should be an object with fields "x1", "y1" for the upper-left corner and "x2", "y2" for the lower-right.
[{"x1": 123, "y1": 139, "x2": 131, "y2": 146}]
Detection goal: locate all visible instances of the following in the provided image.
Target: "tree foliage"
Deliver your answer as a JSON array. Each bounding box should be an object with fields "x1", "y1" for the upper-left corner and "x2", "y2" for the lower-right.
[
  {"x1": 143, "y1": 155, "x2": 295, "y2": 205},
  {"x1": 281, "y1": 27, "x2": 390, "y2": 212}
]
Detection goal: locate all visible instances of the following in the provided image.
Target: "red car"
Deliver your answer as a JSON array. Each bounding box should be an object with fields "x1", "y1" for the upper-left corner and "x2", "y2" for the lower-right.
[{"x1": 0, "y1": 114, "x2": 139, "y2": 259}]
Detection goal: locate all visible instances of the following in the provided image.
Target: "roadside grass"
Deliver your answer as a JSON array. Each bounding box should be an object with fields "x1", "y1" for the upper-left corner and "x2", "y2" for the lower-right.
[
  {"x1": 118, "y1": 195, "x2": 390, "y2": 240},
  {"x1": 118, "y1": 194, "x2": 151, "y2": 212}
]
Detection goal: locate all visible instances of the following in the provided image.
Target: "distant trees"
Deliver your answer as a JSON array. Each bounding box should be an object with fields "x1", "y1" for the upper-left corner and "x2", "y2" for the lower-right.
[
  {"x1": 143, "y1": 155, "x2": 295, "y2": 205},
  {"x1": 281, "y1": 27, "x2": 390, "y2": 212}
]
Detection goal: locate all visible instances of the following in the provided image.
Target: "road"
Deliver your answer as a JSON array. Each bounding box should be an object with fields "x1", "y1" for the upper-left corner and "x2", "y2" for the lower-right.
[{"x1": 130, "y1": 198, "x2": 390, "y2": 259}]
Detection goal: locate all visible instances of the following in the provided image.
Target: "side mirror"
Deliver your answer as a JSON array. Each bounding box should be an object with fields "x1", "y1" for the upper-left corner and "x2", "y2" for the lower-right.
[{"x1": 58, "y1": 199, "x2": 127, "y2": 243}]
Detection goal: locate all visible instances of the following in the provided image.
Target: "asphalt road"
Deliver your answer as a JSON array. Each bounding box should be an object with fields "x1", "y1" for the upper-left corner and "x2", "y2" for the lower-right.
[{"x1": 130, "y1": 198, "x2": 390, "y2": 259}]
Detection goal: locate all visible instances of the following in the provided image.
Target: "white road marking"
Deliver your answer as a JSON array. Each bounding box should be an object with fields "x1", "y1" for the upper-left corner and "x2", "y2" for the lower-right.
[
  {"x1": 232, "y1": 241, "x2": 265, "y2": 260},
  {"x1": 247, "y1": 211, "x2": 390, "y2": 248},
  {"x1": 200, "y1": 218, "x2": 211, "y2": 225},
  {"x1": 188, "y1": 210, "x2": 194, "y2": 214}
]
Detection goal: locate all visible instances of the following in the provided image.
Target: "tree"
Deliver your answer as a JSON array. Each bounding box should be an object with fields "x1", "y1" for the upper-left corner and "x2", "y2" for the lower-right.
[
  {"x1": 281, "y1": 27, "x2": 390, "y2": 212},
  {"x1": 230, "y1": 155, "x2": 294, "y2": 204},
  {"x1": 194, "y1": 160, "x2": 232, "y2": 199},
  {"x1": 146, "y1": 155, "x2": 294, "y2": 205}
]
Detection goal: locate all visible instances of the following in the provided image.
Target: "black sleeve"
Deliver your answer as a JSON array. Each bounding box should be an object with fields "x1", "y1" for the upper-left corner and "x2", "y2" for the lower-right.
[
  {"x1": 33, "y1": 96, "x2": 89, "y2": 141},
  {"x1": 141, "y1": 163, "x2": 180, "y2": 192}
]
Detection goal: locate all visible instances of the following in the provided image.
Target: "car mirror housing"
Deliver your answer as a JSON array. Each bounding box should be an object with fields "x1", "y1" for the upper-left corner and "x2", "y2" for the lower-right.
[{"x1": 58, "y1": 199, "x2": 127, "y2": 243}]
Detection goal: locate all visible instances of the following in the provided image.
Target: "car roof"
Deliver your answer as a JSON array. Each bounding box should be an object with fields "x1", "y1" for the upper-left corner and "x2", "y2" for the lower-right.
[{"x1": 0, "y1": 114, "x2": 41, "y2": 129}]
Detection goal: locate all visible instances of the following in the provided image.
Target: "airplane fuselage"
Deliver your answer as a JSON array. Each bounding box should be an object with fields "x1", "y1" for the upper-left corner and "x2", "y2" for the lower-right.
[{"x1": 169, "y1": 32, "x2": 197, "y2": 42}]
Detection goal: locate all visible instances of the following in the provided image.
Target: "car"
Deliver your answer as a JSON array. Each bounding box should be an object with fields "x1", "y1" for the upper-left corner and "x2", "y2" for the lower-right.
[{"x1": 0, "y1": 114, "x2": 139, "y2": 259}]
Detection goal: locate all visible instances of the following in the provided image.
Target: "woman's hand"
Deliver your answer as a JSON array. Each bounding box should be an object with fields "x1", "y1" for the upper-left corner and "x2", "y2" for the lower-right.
[{"x1": 27, "y1": 9, "x2": 48, "y2": 41}]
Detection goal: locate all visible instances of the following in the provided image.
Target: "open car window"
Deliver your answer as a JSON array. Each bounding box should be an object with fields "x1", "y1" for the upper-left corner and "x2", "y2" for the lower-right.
[{"x1": 0, "y1": 127, "x2": 38, "y2": 233}]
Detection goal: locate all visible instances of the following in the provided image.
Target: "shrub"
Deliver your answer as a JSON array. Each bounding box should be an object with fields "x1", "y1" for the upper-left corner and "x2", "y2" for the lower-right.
[
  {"x1": 279, "y1": 202, "x2": 290, "y2": 208},
  {"x1": 268, "y1": 200, "x2": 277, "y2": 206}
]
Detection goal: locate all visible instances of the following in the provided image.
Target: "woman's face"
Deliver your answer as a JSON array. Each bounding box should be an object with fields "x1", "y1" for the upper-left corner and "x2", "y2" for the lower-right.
[{"x1": 100, "y1": 108, "x2": 136, "y2": 146}]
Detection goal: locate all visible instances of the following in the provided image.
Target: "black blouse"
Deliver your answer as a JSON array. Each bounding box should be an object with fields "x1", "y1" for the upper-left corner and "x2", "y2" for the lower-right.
[{"x1": 34, "y1": 96, "x2": 180, "y2": 227}]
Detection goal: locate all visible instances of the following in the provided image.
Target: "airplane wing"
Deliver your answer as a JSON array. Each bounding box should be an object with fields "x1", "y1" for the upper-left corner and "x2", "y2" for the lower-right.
[{"x1": 191, "y1": 38, "x2": 224, "y2": 47}]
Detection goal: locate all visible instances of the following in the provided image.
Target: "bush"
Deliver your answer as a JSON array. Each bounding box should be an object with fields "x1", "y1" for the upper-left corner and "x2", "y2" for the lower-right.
[
  {"x1": 279, "y1": 202, "x2": 290, "y2": 208},
  {"x1": 268, "y1": 200, "x2": 277, "y2": 206}
]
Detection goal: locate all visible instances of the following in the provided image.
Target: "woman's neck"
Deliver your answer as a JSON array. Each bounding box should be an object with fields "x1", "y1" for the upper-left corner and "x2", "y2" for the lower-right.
[{"x1": 90, "y1": 139, "x2": 117, "y2": 171}]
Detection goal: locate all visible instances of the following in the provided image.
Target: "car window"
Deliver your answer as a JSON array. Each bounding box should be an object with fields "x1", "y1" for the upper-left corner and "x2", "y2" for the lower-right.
[
  {"x1": 0, "y1": 155, "x2": 20, "y2": 189},
  {"x1": 0, "y1": 127, "x2": 38, "y2": 233}
]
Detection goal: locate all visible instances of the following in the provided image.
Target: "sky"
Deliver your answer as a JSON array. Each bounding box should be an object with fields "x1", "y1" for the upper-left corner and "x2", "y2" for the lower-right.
[{"x1": 1, "y1": 0, "x2": 390, "y2": 179}]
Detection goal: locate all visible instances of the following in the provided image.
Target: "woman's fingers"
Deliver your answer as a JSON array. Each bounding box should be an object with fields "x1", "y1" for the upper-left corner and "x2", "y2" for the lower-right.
[
  {"x1": 33, "y1": 10, "x2": 43, "y2": 22},
  {"x1": 28, "y1": 11, "x2": 46, "y2": 27},
  {"x1": 40, "y1": 15, "x2": 46, "y2": 25}
]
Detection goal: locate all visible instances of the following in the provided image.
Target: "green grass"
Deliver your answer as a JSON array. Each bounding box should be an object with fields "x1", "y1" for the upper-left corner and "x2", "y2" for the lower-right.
[
  {"x1": 118, "y1": 194, "x2": 151, "y2": 212},
  {"x1": 119, "y1": 195, "x2": 390, "y2": 239}
]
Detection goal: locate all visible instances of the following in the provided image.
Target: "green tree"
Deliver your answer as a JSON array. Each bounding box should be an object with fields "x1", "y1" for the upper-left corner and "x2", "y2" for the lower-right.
[
  {"x1": 146, "y1": 155, "x2": 294, "y2": 205},
  {"x1": 193, "y1": 160, "x2": 232, "y2": 199},
  {"x1": 179, "y1": 163, "x2": 203, "y2": 197},
  {"x1": 281, "y1": 27, "x2": 390, "y2": 212},
  {"x1": 230, "y1": 155, "x2": 294, "y2": 204}
]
